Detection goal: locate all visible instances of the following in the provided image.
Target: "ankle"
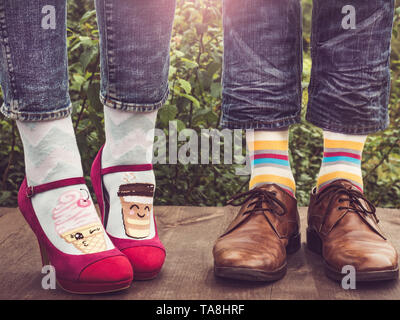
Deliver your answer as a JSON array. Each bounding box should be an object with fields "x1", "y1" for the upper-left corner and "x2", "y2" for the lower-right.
[
  {"x1": 247, "y1": 129, "x2": 296, "y2": 196},
  {"x1": 16, "y1": 116, "x2": 83, "y2": 186},
  {"x1": 316, "y1": 131, "x2": 366, "y2": 192},
  {"x1": 102, "y1": 107, "x2": 157, "y2": 167}
]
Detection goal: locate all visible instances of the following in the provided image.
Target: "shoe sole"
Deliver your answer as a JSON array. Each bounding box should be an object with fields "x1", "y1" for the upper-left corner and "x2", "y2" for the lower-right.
[
  {"x1": 57, "y1": 279, "x2": 132, "y2": 295},
  {"x1": 306, "y1": 228, "x2": 399, "y2": 282},
  {"x1": 134, "y1": 270, "x2": 161, "y2": 281},
  {"x1": 39, "y1": 240, "x2": 133, "y2": 294},
  {"x1": 214, "y1": 232, "x2": 301, "y2": 282}
]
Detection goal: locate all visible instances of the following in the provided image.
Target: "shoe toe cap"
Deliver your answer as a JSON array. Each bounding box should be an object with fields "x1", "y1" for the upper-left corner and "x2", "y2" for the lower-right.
[
  {"x1": 123, "y1": 246, "x2": 166, "y2": 273},
  {"x1": 325, "y1": 237, "x2": 398, "y2": 272},
  {"x1": 214, "y1": 247, "x2": 285, "y2": 272},
  {"x1": 79, "y1": 255, "x2": 133, "y2": 283}
]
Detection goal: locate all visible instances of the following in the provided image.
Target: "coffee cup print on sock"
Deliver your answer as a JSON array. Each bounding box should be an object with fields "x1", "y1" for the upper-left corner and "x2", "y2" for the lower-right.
[
  {"x1": 118, "y1": 182, "x2": 154, "y2": 239},
  {"x1": 52, "y1": 189, "x2": 107, "y2": 254}
]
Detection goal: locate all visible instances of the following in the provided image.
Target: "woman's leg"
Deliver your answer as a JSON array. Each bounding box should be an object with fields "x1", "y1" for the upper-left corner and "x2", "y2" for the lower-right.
[
  {"x1": 0, "y1": 0, "x2": 70, "y2": 121},
  {"x1": 0, "y1": 0, "x2": 88, "y2": 242},
  {"x1": 0, "y1": 0, "x2": 104, "y2": 251},
  {"x1": 94, "y1": 0, "x2": 176, "y2": 278},
  {"x1": 0, "y1": 0, "x2": 132, "y2": 292}
]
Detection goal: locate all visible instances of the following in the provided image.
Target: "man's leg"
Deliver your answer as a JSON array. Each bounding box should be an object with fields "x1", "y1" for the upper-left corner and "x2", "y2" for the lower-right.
[
  {"x1": 308, "y1": 0, "x2": 394, "y2": 192},
  {"x1": 221, "y1": 0, "x2": 302, "y2": 194},
  {"x1": 213, "y1": 0, "x2": 302, "y2": 282},
  {"x1": 93, "y1": 0, "x2": 176, "y2": 279},
  {"x1": 307, "y1": 0, "x2": 398, "y2": 282}
]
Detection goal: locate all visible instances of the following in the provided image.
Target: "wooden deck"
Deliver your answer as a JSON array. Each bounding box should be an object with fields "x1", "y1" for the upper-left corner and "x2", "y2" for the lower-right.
[{"x1": 0, "y1": 206, "x2": 400, "y2": 300}]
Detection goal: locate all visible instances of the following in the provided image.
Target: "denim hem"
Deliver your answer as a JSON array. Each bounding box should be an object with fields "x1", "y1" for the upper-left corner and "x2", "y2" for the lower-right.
[
  {"x1": 305, "y1": 113, "x2": 389, "y2": 135},
  {"x1": 219, "y1": 113, "x2": 301, "y2": 130},
  {"x1": 0, "y1": 102, "x2": 72, "y2": 122},
  {"x1": 100, "y1": 87, "x2": 169, "y2": 113}
]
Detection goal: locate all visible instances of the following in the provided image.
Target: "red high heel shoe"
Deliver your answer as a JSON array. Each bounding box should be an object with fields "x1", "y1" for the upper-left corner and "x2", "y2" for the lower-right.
[
  {"x1": 18, "y1": 177, "x2": 133, "y2": 294},
  {"x1": 91, "y1": 146, "x2": 166, "y2": 280}
]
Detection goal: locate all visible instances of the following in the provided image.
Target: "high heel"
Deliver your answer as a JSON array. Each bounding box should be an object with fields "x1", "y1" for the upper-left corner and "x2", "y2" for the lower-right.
[
  {"x1": 18, "y1": 177, "x2": 133, "y2": 294},
  {"x1": 91, "y1": 145, "x2": 166, "y2": 280},
  {"x1": 38, "y1": 240, "x2": 50, "y2": 266}
]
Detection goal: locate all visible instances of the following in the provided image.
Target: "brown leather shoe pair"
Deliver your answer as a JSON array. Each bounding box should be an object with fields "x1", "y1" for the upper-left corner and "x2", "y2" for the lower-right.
[{"x1": 213, "y1": 180, "x2": 399, "y2": 282}]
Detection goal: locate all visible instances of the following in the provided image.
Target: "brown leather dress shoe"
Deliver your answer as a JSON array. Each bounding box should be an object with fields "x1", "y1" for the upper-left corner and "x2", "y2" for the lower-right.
[
  {"x1": 307, "y1": 179, "x2": 399, "y2": 282},
  {"x1": 213, "y1": 184, "x2": 301, "y2": 281}
]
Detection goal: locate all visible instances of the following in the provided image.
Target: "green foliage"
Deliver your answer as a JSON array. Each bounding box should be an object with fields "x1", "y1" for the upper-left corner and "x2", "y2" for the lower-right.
[{"x1": 0, "y1": 0, "x2": 399, "y2": 208}]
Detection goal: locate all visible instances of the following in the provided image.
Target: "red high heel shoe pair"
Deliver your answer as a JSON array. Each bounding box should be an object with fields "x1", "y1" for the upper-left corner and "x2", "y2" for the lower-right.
[{"x1": 18, "y1": 146, "x2": 165, "y2": 294}]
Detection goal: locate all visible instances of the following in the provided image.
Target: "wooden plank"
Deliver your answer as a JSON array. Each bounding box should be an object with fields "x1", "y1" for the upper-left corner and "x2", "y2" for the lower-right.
[{"x1": 0, "y1": 206, "x2": 399, "y2": 300}]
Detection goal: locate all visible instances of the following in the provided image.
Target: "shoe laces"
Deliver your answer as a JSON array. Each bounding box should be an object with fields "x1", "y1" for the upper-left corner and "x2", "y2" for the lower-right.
[
  {"x1": 226, "y1": 187, "x2": 287, "y2": 216},
  {"x1": 315, "y1": 183, "x2": 378, "y2": 223}
]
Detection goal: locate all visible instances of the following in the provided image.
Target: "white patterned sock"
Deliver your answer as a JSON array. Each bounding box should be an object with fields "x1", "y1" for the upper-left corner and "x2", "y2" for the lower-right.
[
  {"x1": 17, "y1": 116, "x2": 113, "y2": 255},
  {"x1": 102, "y1": 107, "x2": 157, "y2": 240},
  {"x1": 17, "y1": 116, "x2": 83, "y2": 185}
]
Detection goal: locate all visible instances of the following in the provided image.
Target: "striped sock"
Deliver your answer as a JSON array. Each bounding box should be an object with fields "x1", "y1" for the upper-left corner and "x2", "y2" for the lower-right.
[
  {"x1": 316, "y1": 131, "x2": 367, "y2": 193},
  {"x1": 247, "y1": 130, "x2": 296, "y2": 197}
]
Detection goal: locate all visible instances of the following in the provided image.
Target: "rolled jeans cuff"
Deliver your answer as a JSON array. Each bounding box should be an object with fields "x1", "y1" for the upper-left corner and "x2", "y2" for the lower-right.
[
  {"x1": 220, "y1": 112, "x2": 301, "y2": 130},
  {"x1": 0, "y1": 101, "x2": 72, "y2": 122},
  {"x1": 306, "y1": 112, "x2": 389, "y2": 135},
  {"x1": 100, "y1": 87, "x2": 169, "y2": 113}
]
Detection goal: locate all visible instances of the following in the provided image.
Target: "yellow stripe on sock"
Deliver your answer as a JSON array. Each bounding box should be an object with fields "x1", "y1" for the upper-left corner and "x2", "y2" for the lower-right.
[
  {"x1": 317, "y1": 171, "x2": 363, "y2": 186},
  {"x1": 249, "y1": 140, "x2": 288, "y2": 152},
  {"x1": 324, "y1": 139, "x2": 364, "y2": 151},
  {"x1": 249, "y1": 174, "x2": 296, "y2": 191}
]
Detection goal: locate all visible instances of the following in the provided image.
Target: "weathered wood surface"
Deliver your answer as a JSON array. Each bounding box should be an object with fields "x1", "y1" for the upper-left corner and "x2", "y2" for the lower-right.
[{"x1": 0, "y1": 206, "x2": 399, "y2": 300}]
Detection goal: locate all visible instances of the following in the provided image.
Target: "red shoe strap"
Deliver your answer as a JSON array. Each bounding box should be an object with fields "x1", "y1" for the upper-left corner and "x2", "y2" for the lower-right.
[
  {"x1": 26, "y1": 177, "x2": 86, "y2": 198},
  {"x1": 101, "y1": 164, "x2": 153, "y2": 176}
]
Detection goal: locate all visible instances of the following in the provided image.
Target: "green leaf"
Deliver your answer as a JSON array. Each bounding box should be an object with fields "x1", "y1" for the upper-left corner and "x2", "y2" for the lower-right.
[
  {"x1": 87, "y1": 82, "x2": 102, "y2": 112},
  {"x1": 180, "y1": 93, "x2": 200, "y2": 108},
  {"x1": 180, "y1": 58, "x2": 198, "y2": 69},
  {"x1": 80, "y1": 46, "x2": 98, "y2": 71},
  {"x1": 178, "y1": 78, "x2": 191, "y2": 94},
  {"x1": 80, "y1": 10, "x2": 96, "y2": 24},
  {"x1": 159, "y1": 105, "x2": 178, "y2": 126},
  {"x1": 210, "y1": 82, "x2": 222, "y2": 98}
]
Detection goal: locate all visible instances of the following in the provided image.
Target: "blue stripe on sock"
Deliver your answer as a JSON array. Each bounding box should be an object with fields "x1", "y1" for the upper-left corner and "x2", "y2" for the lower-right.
[
  {"x1": 252, "y1": 158, "x2": 290, "y2": 166},
  {"x1": 322, "y1": 156, "x2": 361, "y2": 165}
]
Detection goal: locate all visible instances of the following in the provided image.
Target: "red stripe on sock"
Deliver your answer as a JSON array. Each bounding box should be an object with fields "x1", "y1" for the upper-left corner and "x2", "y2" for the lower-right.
[
  {"x1": 323, "y1": 152, "x2": 361, "y2": 160},
  {"x1": 251, "y1": 153, "x2": 289, "y2": 161},
  {"x1": 281, "y1": 186, "x2": 294, "y2": 197}
]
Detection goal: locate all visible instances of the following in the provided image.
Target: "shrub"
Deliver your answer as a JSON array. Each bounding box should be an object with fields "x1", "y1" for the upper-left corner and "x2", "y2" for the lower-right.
[{"x1": 0, "y1": 0, "x2": 399, "y2": 208}]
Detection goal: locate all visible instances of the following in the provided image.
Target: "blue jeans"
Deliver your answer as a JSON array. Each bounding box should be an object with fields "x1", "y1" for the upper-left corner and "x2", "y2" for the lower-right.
[
  {"x1": 221, "y1": 0, "x2": 395, "y2": 134},
  {"x1": 0, "y1": 0, "x2": 176, "y2": 121},
  {"x1": 0, "y1": 0, "x2": 395, "y2": 135}
]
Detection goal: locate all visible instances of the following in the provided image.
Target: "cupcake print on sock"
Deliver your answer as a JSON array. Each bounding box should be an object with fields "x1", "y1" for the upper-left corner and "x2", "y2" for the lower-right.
[{"x1": 52, "y1": 189, "x2": 107, "y2": 254}]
